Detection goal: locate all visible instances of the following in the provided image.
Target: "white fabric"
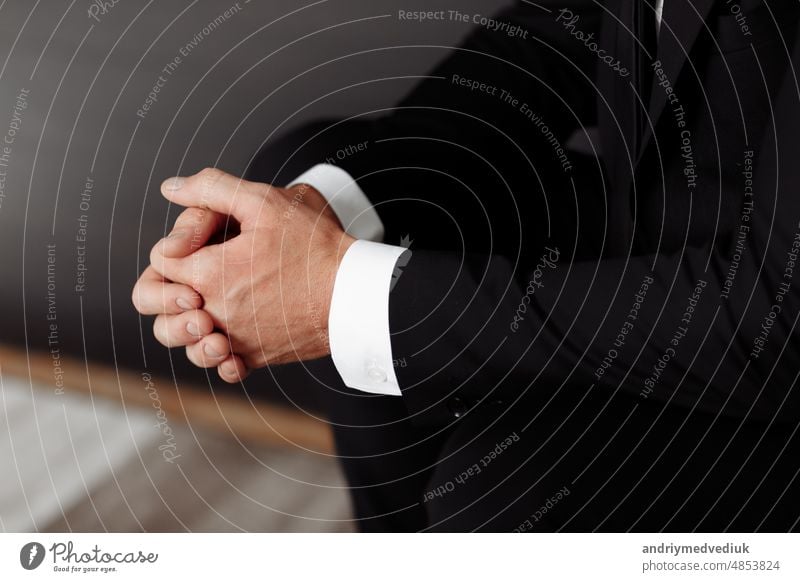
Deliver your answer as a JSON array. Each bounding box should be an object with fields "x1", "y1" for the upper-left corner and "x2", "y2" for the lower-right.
[{"x1": 328, "y1": 240, "x2": 407, "y2": 396}]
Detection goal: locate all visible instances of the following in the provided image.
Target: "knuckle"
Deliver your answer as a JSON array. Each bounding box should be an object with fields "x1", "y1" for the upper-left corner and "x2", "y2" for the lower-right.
[
  {"x1": 194, "y1": 167, "x2": 224, "y2": 200},
  {"x1": 261, "y1": 184, "x2": 281, "y2": 206},
  {"x1": 251, "y1": 181, "x2": 272, "y2": 199},
  {"x1": 148, "y1": 244, "x2": 164, "y2": 271},
  {"x1": 242, "y1": 353, "x2": 262, "y2": 369},
  {"x1": 186, "y1": 255, "x2": 210, "y2": 292},
  {"x1": 244, "y1": 182, "x2": 271, "y2": 212},
  {"x1": 197, "y1": 166, "x2": 222, "y2": 181}
]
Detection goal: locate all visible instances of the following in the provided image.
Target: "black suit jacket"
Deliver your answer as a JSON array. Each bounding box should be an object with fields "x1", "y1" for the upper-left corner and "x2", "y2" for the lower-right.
[{"x1": 334, "y1": 0, "x2": 800, "y2": 428}]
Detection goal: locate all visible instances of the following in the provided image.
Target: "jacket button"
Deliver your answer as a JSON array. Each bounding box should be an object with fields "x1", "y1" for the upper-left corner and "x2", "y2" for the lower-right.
[{"x1": 447, "y1": 396, "x2": 469, "y2": 418}]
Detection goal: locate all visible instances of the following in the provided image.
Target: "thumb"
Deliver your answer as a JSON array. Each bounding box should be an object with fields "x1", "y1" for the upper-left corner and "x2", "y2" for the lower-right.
[{"x1": 161, "y1": 167, "x2": 263, "y2": 226}]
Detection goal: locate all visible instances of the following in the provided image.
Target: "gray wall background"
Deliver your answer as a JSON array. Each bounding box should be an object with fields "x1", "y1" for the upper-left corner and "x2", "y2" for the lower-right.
[{"x1": 0, "y1": 0, "x2": 512, "y2": 405}]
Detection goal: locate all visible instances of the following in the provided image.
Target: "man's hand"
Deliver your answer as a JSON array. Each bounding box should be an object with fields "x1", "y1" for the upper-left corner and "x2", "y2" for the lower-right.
[{"x1": 132, "y1": 167, "x2": 356, "y2": 382}]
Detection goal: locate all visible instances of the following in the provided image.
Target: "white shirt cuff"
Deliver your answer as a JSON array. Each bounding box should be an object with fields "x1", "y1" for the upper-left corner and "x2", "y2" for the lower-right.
[
  {"x1": 328, "y1": 239, "x2": 408, "y2": 396},
  {"x1": 288, "y1": 164, "x2": 384, "y2": 242}
]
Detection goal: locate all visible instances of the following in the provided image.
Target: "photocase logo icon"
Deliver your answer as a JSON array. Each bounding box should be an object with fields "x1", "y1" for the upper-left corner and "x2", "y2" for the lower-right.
[
  {"x1": 390, "y1": 234, "x2": 413, "y2": 291},
  {"x1": 20, "y1": 542, "x2": 45, "y2": 570}
]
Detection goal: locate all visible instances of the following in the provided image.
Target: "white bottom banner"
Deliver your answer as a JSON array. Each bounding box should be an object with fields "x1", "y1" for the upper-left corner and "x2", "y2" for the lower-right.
[{"x1": 1, "y1": 533, "x2": 797, "y2": 581}]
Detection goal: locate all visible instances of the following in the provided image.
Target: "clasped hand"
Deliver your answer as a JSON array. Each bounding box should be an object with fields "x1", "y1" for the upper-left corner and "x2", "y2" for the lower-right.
[{"x1": 132, "y1": 168, "x2": 355, "y2": 382}]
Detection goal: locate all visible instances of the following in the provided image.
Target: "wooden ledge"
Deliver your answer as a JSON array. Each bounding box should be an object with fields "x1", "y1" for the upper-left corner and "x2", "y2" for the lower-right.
[{"x1": 0, "y1": 343, "x2": 334, "y2": 454}]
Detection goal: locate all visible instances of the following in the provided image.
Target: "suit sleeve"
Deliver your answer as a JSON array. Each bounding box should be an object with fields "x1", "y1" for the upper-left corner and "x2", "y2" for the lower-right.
[
  {"x1": 388, "y1": 54, "x2": 800, "y2": 427},
  {"x1": 334, "y1": 3, "x2": 604, "y2": 252}
]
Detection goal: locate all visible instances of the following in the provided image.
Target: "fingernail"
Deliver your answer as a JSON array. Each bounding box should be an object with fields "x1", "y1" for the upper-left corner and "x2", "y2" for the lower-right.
[
  {"x1": 204, "y1": 344, "x2": 222, "y2": 358},
  {"x1": 176, "y1": 297, "x2": 193, "y2": 311},
  {"x1": 167, "y1": 229, "x2": 186, "y2": 239},
  {"x1": 186, "y1": 321, "x2": 202, "y2": 337},
  {"x1": 164, "y1": 177, "x2": 185, "y2": 190}
]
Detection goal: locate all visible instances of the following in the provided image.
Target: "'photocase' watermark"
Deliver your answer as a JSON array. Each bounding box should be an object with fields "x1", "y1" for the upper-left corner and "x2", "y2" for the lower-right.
[
  {"x1": 87, "y1": 0, "x2": 123, "y2": 22},
  {"x1": 556, "y1": 9, "x2": 629, "y2": 77},
  {"x1": 390, "y1": 235, "x2": 413, "y2": 292},
  {"x1": 510, "y1": 246, "x2": 560, "y2": 332},
  {"x1": 142, "y1": 372, "x2": 181, "y2": 463}
]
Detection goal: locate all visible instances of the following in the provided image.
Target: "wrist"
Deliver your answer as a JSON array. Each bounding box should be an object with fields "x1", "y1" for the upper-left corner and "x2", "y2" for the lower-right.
[
  {"x1": 286, "y1": 183, "x2": 343, "y2": 228},
  {"x1": 308, "y1": 231, "x2": 357, "y2": 359}
]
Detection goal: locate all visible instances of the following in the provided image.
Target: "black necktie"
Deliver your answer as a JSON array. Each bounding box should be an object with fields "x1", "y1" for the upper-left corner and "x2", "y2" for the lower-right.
[{"x1": 635, "y1": 0, "x2": 659, "y2": 150}]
